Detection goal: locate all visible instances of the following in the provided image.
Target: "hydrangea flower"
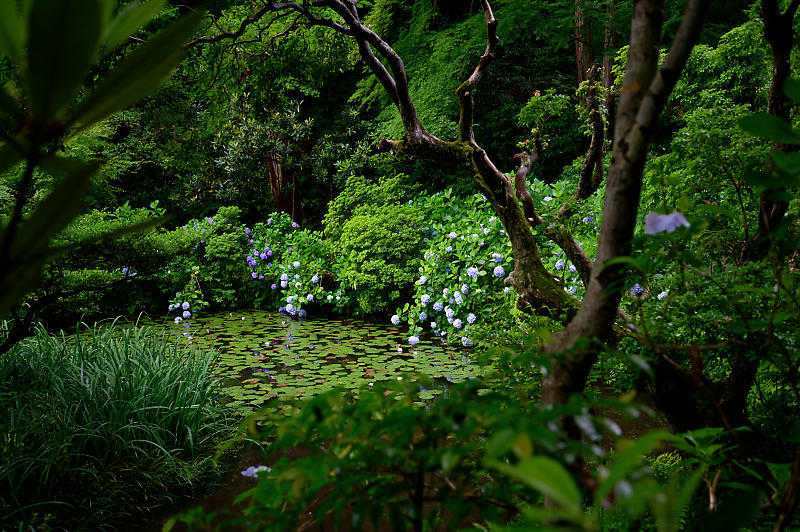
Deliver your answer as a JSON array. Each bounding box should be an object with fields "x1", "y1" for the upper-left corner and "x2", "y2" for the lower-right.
[
  {"x1": 631, "y1": 283, "x2": 644, "y2": 296},
  {"x1": 445, "y1": 307, "x2": 455, "y2": 319},
  {"x1": 569, "y1": 264, "x2": 577, "y2": 273},
  {"x1": 431, "y1": 321, "x2": 437, "y2": 329},
  {"x1": 311, "y1": 275, "x2": 319, "y2": 284},
  {"x1": 251, "y1": 272, "x2": 258, "y2": 279},
  {"x1": 504, "y1": 287, "x2": 511, "y2": 293},
  {"x1": 292, "y1": 222, "x2": 299, "y2": 228},
  {"x1": 182, "y1": 310, "x2": 191, "y2": 319},
  {"x1": 182, "y1": 301, "x2": 190, "y2": 310},
  {"x1": 286, "y1": 303, "x2": 296, "y2": 313},
  {"x1": 544, "y1": 196, "x2": 553, "y2": 202},
  {"x1": 443, "y1": 288, "x2": 449, "y2": 297},
  {"x1": 462, "y1": 337, "x2": 472, "y2": 347},
  {"x1": 493, "y1": 265, "x2": 505, "y2": 277},
  {"x1": 460, "y1": 284, "x2": 469, "y2": 294},
  {"x1": 121, "y1": 267, "x2": 129, "y2": 274},
  {"x1": 408, "y1": 336, "x2": 420, "y2": 346},
  {"x1": 445, "y1": 246, "x2": 453, "y2": 253},
  {"x1": 298, "y1": 309, "x2": 307, "y2": 318},
  {"x1": 294, "y1": 274, "x2": 300, "y2": 280},
  {"x1": 418, "y1": 276, "x2": 428, "y2": 285},
  {"x1": 241, "y1": 465, "x2": 271, "y2": 478},
  {"x1": 327, "y1": 294, "x2": 334, "y2": 301},
  {"x1": 306, "y1": 294, "x2": 313, "y2": 302},
  {"x1": 467, "y1": 313, "x2": 477, "y2": 324},
  {"x1": 281, "y1": 280, "x2": 288, "y2": 288},
  {"x1": 293, "y1": 261, "x2": 301, "y2": 268},
  {"x1": 280, "y1": 273, "x2": 289, "y2": 281},
  {"x1": 644, "y1": 211, "x2": 690, "y2": 234},
  {"x1": 467, "y1": 267, "x2": 479, "y2": 279},
  {"x1": 493, "y1": 253, "x2": 503, "y2": 263},
  {"x1": 421, "y1": 294, "x2": 431, "y2": 306},
  {"x1": 419, "y1": 311, "x2": 428, "y2": 321},
  {"x1": 582, "y1": 215, "x2": 594, "y2": 224},
  {"x1": 244, "y1": 227, "x2": 250, "y2": 235},
  {"x1": 566, "y1": 286, "x2": 577, "y2": 295},
  {"x1": 454, "y1": 292, "x2": 464, "y2": 305},
  {"x1": 453, "y1": 319, "x2": 463, "y2": 329},
  {"x1": 433, "y1": 301, "x2": 444, "y2": 312},
  {"x1": 448, "y1": 232, "x2": 458, "y2": 239},
  {"x1": 174, "y1": 316, "x2": 182, "y2": 323},
  {"x1": 391, "y1": 315, "x2": 401, "y2": 325},
  {"x1": 555, "y1": 259, "x2": 565, "y2": 271},
  {"x1": 168, "y1": 303, "x2": 175, "y2": 311},
  {"x1": 271, "y1": 284, "x2": 277, "y2": 290},
  {"x1": 657, "y1": 290, "x2": 669, "y2": 300}
]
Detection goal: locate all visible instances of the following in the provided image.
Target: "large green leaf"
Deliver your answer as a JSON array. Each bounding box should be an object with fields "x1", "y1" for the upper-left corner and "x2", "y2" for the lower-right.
[
  {"x1": 0, "y1": 156, "x2": 96, "y2": 315},
  {"x1": 9, "y1": 156, "x2": 96, "y2": 256},
  {"x1": 0, "y1": 0, "x2": 25, "y2": 66},
  {"x1": 101, "y1": 0, "x2": 167, "y2": 51},
  {"x1": 72, "y1": 10, "x2": 202, "y2": 128},
  {"x1": 487, "y1": 456, "x2": 582, "y2": 515},
  {"x1": 738, "y1": 113, "x2": 800, "y2": 145},
  {"x1": 784, "y1": 77, "x2": 800, "y2": 105},
  {"x1": 25, "y1": 0, "x2": 103, "y2": 122}
]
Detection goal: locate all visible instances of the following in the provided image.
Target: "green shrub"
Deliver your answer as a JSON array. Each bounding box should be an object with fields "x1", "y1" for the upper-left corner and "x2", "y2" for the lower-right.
[
  {"x1": 338, "y1": 203, "x2": 427, "y2": 313},
  {"x1": 0, "y1": 322, "x2": 229, "y2": 529}
]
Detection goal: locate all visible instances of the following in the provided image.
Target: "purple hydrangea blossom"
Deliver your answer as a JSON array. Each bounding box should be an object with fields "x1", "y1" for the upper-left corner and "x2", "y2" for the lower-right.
[
  {"x1": 644, "y1": 211, "x2": 690, "y2": 235},
  {"x1": 251, "y1": 272, "x2": 258, "y2": 279},
  {"x1": 244, "y1": 227, "x2": 250, "y2": 235},
  {"x1": 421, "y1": 294, "x2": 431, "y2": 306},
  {"x1": 174, "y1": 316, "x2": 182, "y2": 323},
  {"x1": 241, "y1": 465, "x2": 270, "y2": 478},
  {"x1": 433, "y1": 301, "x2": 444, "y2": 312},
  {"x1": 280, "y1": 273, "x2": 289, "y2": 281},
  {"x1": 462, "y1": 337, "x2": 472, "y2": 347},
  {"x1": 293, "y1": 261, "x2": 301, "y2": 268},
  {"x1": 453, "y1": 292, "x2": 463, "y2": 305},
  {"x1": 555, "y1": 259, "x2": 565, "y2": 271},
  {"x1": 445, "y1": 307, "x2": 455, "y2": 319},
  {"x1": 493, "y1": 253, "x2": 503, "y2": 263},
  {"x1": 460, "y1": 284, "x2": 468, "y2": 294},
  {"x1": 391, "y1": 315, "x2": 401, "y2": 325},
  {"x1": 467, "y1": 313, "x2": 477, "y2": 324},
  {"x1": 448, "y1": 232, "x2": 458, "y2": 239},
  {"x1": 419, "y1": 311, "x2": 428, "y2": 321},
  {"x1": 631, "y1": 283, "x2": 644, "y2": 296},
  {"x1": 582, "y1": 215, "x2": 593, "y2": 224},
  {"x1": 445, "y1": 246, "x2": 453, "y2": 253},
  {"x1": 467, "y1": 267, "x2": 479, "y2": 279},
  {"x1": 408, "y1": 336, "x2": 420, "y2": 346},
  {"x1": 312, "y1": 275, "x2": 319, "y2": 284},
  {"x1": 292, "y1": 222, "x2": 299, "y2": 228},
  {"x1": 182, "y1": 310, "x2": 191, "y2": 319},
  {"x1": 298, "y1": 309, "x2": 307, "y2": 318},
  {"x1": 306, "y1": 294, "x2": 313, "y2": 302},
  {"x1": 418, "y1": 276, "x2": 428, "y2": 285},
  {"x1": 493, "y1": 265, "x2": 505, "y2": 277},
  {"x1": 453, "y1": 319, "x2": 463, "y2": 329},
  {"x1": 271, "y1": 284, "x2": 277, "y2": 290},
  {"x1": 281, "y1": 280, "x2": 288, "y2": 288}
]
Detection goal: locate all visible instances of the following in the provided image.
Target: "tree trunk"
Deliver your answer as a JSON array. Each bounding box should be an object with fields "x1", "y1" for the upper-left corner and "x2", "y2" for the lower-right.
[{"x1": 575, "y1": 0, "x2": 594, "y2": 84}]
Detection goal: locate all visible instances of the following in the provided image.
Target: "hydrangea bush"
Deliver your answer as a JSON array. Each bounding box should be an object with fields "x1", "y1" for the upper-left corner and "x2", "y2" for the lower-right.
[
  {"x1": 245, "y1": 212, "x2": 350, "y2": 318},
  {"x1": 392, "y1": 191, "x2": 514, "y2": 346}
]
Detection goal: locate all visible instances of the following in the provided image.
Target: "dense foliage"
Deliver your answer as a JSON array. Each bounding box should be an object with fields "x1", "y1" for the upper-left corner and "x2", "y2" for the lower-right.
[{"x1": 2, "y1": 0, "x2": 800, "y2": 530}]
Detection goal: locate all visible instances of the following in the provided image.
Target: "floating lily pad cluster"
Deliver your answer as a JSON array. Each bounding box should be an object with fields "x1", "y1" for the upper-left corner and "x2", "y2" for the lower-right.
[{"x1": 169, "y1": 310, "x2": 486, "y2": 416}]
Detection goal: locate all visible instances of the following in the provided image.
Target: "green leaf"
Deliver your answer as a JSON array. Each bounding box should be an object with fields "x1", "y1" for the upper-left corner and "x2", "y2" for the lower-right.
[
  {"x1": 25, "y1": 0, "x2": 103, "y2": 122},
  {"x1": 784, "y1": 77, "x2": 800, "y2": 105},
  {"x1": 772, "y1": 149, "x2": 800, "y2": 175},
  {"x1": 694, "y1": 204, "x2": 736, "y2": 220},
  {"x1": 487, "y1": 456, "x2": 582, "y2": 515},
  {"x1": 0, "y1": 0, "x2": 25, "y2": 66},
  {"x1": 101, "y1": 0, "x2": 167, "y2": 51},
  {"x1": 10, "y1": 156, "x2": 96, "y2": 255},
  {"x1": 72, "y1": 10, "x2": 202, "y2": 128},
  {"x1": 738, "y1": 113, "x2": 800, "y2": 144},
  {"x1": 596, "y1": 431, "x2": 670, "y2": 502}
]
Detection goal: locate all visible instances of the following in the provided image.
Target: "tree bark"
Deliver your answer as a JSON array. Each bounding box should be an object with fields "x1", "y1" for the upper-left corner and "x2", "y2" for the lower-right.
[
  {"x1": 575, "y1": 0, "x2": 594, "y2": 84},
  {"x1": 543, "y1": 0, "x2": 711, "y2": 405}
]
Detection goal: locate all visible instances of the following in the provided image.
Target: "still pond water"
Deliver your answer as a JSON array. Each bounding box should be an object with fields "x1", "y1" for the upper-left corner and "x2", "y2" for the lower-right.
[{"x1": 167, "y1": 310, "x2": 486, "y2": 415}]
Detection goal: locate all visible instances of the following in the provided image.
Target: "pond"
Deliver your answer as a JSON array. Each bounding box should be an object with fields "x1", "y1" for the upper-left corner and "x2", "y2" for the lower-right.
[{"x1": 168, "y1": 310, "x2": 488, "y2": 415}]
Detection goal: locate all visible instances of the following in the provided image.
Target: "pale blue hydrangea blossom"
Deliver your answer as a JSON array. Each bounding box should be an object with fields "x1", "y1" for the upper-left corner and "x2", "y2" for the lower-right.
[{"x1": 644, "y1": 211, "x2": 690, "y2": 234}]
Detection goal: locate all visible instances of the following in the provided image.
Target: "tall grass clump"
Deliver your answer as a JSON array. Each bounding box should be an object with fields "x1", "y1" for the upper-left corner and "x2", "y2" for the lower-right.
[{"x1": 0, "y1": 321, "x2": 229, "y2": 529}]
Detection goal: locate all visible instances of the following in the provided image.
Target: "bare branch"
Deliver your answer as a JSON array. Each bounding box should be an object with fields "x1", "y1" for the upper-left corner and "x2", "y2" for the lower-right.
[{"x1": 457, "y1": 0, "x2": 498, "y2": 143}]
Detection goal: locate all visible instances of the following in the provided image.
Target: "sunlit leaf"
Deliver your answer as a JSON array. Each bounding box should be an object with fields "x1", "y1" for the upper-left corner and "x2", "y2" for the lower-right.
[
  {"x1": 738, "y1": 113, "x2": 800, "y2": 144},
  {"x1": 101, "y1": 0, "x2": 167, "y2": 51}
]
